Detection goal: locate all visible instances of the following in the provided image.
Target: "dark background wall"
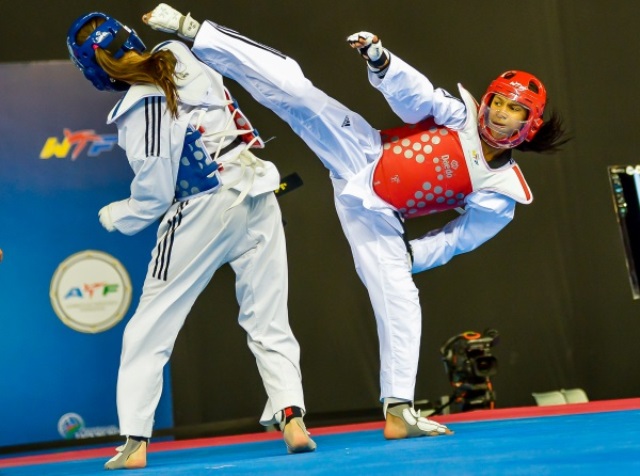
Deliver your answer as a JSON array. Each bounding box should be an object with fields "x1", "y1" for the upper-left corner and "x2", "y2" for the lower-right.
[{"x1": 3, "y1": 1, "x2": 639, "y2": 431}]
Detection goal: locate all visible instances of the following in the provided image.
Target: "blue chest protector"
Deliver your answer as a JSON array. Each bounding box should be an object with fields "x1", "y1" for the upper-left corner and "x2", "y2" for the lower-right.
[{"x1": 175, "y1": 126, "x2": 222, "y2": 200}]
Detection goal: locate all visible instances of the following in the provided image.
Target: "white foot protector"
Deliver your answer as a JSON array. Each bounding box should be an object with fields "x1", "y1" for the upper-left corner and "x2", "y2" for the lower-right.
[{"x1": 385, "y1": 403, "x2": 453, "y2": 437}]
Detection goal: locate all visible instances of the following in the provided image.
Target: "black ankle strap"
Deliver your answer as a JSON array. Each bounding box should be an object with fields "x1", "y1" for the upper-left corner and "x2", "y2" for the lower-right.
[{"x1": 282, "y1": 406, "x2": 303, "y2": 424}]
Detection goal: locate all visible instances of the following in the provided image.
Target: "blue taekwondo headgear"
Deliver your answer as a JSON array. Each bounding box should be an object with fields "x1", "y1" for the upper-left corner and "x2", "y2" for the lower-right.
[{"x1": 67, "y1": 12, "x2": 146, "y2": 91}]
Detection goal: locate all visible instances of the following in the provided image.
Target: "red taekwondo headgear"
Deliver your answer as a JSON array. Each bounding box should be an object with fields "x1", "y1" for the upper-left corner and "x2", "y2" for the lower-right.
[{"x1": 478, "y1": 70, "x2": 547, "y2": 149}]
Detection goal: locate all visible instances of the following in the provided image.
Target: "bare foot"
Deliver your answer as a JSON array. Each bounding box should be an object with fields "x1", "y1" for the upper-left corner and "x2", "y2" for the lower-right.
[
  {"x1": 283, "y1": 418, "x2": 317, "y2": 453},
  {"x1": 383, "y1": 411, "x2": 410, "y2": 439}
]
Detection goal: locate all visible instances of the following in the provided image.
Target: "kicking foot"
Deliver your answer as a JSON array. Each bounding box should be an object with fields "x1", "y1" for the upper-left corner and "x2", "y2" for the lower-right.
[
  {"x1": 142, "y1": 3, "x2": 200, "y2": 40},
  {"x1": 384, "y1": 403, "x2": 453, "y2": 439},
  {"x1": 104, "y1": 437, "x2": 148, "y2": 470}
]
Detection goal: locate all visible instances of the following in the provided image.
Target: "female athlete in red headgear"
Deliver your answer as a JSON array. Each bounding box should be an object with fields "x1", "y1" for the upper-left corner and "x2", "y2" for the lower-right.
[{"x1": 144, "y1": 3, "x2": 568, "y2": 442}]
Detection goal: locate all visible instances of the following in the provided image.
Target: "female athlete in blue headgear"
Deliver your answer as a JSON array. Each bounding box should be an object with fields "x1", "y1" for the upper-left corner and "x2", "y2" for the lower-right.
[{"x1": 67, "y1": 11, "x2": 317, "y2": 470}]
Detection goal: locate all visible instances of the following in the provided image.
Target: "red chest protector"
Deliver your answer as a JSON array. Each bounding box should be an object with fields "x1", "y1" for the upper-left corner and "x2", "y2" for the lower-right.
[{"x1": 373, "y1": 119, "x2": 472, "y2": 218}]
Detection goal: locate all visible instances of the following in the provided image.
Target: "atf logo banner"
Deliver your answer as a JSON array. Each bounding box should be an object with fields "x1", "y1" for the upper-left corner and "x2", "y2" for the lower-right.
[
  {"x1": 50, "y1": 250, "x2": 132, "y2": 333},
  {"x1": 0, "y1": 60, "x2": 173, "y2": 448}
]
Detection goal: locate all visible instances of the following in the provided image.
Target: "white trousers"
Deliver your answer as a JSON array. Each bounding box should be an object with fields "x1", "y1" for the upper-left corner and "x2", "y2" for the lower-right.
[
  {"x1": 194, "y1": 22, "x2": 422, "y2": 402},
  {"x1": 117, "y1": 189, "x2": 305, "y2": 437}
]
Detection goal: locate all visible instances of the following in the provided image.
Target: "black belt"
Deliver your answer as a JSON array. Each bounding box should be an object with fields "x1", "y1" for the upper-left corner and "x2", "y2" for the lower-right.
[{"x1": 394, "y1": 211, "x2": 413, "y2": 264}]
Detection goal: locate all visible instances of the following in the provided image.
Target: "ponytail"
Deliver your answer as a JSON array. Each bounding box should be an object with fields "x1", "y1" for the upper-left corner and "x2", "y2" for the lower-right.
[
  {"x1": 95, "y1": 48, "x2": 179, "y2": 118},
  {"x1": 516, "y1": 111, "x2": 570, "y2": 154},
  {"x1": 76, "y1": 17, "x2": 180, "y2": 118}
]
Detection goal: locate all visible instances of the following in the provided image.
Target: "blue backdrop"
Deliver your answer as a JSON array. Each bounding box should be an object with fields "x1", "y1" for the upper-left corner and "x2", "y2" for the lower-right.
[{"x1": 0, "y1": 61, "x2": 173, "y2": 447}]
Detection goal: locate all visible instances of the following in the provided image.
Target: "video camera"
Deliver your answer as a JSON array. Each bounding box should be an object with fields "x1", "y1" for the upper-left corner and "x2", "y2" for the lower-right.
[{"x1": 435, "y1": 329, "x2": 500, "y2": 413}]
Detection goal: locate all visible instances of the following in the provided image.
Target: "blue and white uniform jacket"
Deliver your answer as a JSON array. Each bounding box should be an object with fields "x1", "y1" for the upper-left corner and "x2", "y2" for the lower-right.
[{"x1": 105, "y1": 41, "x2": 279, "y2": 235}]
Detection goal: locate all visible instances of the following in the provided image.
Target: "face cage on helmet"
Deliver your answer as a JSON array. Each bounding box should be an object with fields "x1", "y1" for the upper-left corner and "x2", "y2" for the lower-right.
[
  {"x1": 67, "y1": 12, "x2": 146, "y2": 92},
  {"x1": 477, "y1": 94, "x2": 534, "y2": 149}
]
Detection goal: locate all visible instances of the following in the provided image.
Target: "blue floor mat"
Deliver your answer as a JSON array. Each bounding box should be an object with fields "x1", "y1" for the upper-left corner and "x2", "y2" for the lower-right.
[{"x1": 2, "y1": 410, "x2": 639, "y2": 475}]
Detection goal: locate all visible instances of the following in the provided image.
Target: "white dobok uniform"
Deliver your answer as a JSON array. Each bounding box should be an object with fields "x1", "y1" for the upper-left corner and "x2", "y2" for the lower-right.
[
  {"x1": 105, "y1": 40, "x2": 305, "y2": 437},
  {"x1": 191, "y1": 21, "x2": 523, "y2": 402}
]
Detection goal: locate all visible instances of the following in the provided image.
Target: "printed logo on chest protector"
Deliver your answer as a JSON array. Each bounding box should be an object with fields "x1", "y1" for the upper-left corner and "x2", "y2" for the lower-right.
[{"x1": 440, "y1": 155, "x2": 461, "y2": 179}]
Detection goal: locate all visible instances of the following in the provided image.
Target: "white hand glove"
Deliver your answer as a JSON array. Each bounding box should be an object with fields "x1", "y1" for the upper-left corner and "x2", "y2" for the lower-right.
[
  {"x1": 98, "y1": 204, "x2": 116, "y2": 232},
  {"x1": 346, "y1": 31, "x2": 384, "y2": 62},
  {"x1": 142, "y1": 3, "x2": 200, "y2": 40}
]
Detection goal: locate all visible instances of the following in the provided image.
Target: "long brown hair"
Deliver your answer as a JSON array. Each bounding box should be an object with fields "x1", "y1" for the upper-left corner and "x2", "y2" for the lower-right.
[{"x1": 76, "y1": 18, "x2": 180, "y2": 117}]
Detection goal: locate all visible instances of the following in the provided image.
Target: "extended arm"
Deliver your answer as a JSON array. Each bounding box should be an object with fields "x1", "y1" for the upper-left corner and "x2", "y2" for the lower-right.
[
  {"x1": 348, "y1": 32, "x2": 466, "y2": 127},
  {"x1": 409, "y1": 191, "x2": 516, "y2": 273}
]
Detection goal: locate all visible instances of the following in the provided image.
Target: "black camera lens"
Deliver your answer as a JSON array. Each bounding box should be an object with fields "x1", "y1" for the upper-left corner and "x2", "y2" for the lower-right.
[{"x1": 472, "y1": 356, "x2": 497, "y2": 377}]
